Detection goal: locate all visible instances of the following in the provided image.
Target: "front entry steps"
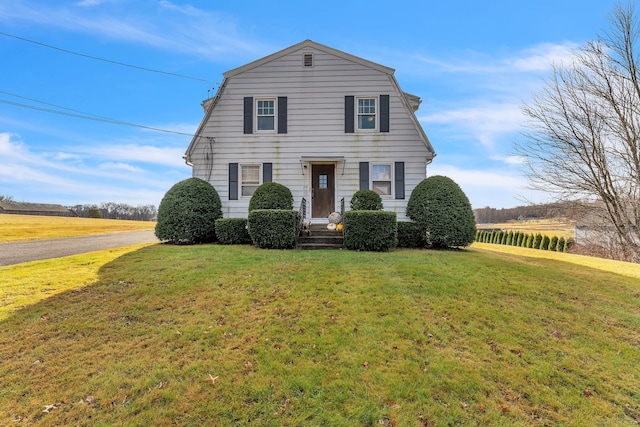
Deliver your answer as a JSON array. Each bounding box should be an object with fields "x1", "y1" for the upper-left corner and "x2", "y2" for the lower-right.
[{"x1": 297, "y1": 223, "x2": 343, "y2": 250}]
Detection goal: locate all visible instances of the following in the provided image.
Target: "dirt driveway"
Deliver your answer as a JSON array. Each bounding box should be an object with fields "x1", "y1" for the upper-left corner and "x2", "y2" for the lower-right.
[{"x1": 0, "y1": 231, "x2": 158, "y2": 267}]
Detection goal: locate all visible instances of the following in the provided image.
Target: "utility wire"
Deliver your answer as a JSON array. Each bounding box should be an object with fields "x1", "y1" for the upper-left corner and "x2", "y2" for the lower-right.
[
  {"x1": 0, "y1": 30, "x2": 210, "y2": 83},
  {"x1": 0, "y1": 93, "x2": 196, "y2": 137}
]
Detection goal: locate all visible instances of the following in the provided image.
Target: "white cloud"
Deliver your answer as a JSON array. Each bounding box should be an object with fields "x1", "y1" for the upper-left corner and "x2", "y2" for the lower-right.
[
  {"x1": 427, "y1": 163, "x2": 544, "y2": 208},
  {"x1": 0, "y1": 1, "x2": 269, "y2": 60},
  {"x1": 78, "y1": 144, "x2": 186, "y2": 168},
  {"x1": 399, "y1": 41, "x2": 578, "y2": 76},
  {"x1": 420, "y1": 102, "x2": 525, "y2": 149},
  {"x1": 99, "y1": 162, "x2": 143, "y2": 172},
  {"x1": 510, "y1": 42, "x2": 577, "y2": 71}
]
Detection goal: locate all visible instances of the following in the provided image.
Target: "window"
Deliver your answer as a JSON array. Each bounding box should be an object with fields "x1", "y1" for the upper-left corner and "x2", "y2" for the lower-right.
[
  {"x1": 319, "y1": 174, "x2": 328, "y2": 189},
  {"x1": 256, "y1": 99, "x2": 275, "y2": 131},
  {"x1": 372, "y1": 164, "x2": 392, "y2": 196},
  {"x1": 358, "y1": 98, "x2": 376, "y2": 130},
  {"x1": 241, "y1": 164, "x2": 260, "y2": 196}
]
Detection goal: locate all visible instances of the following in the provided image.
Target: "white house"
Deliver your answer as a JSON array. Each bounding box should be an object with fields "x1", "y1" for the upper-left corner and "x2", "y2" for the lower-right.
[{"x1": 184, "y1": 40, "x2": 436, "y2": 222}]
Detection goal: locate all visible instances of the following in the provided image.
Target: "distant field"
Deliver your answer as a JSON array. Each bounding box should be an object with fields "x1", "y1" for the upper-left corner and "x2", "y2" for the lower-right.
[
  {"x1": 477, "y1": 218, "x2": 575, "y2": 239},
  {"x1": 0, "y1": 214, "x2": 156, "y2": 243}
]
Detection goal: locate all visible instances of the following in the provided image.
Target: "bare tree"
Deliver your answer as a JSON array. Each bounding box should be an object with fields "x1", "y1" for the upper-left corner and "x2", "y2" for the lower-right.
[{"x1": 517, "y1": 1, "x2": 640, "y2": 262}]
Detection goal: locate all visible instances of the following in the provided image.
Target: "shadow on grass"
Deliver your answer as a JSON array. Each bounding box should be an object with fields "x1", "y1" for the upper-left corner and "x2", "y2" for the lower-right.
[{"x1": 1, "y1": 244, "x2": 639, "y2": 426}]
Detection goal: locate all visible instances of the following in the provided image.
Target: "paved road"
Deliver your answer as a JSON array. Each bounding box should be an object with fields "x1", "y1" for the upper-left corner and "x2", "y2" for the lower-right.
[{"x1": 0, "y1": 231, "x2": 159, "y2": 266}]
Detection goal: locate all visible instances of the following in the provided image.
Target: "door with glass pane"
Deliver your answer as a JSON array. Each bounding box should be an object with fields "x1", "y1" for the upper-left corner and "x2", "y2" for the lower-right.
[{"x1": 311, "y1": 164, "x2": 335, "y2": 218}]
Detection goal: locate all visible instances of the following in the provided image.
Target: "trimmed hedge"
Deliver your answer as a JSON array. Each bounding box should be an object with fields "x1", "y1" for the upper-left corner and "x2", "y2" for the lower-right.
[
  {"x1": 155, "y1": 177, "x2": 222, "y2": 244},
  {"x1": 406, "y1": 176, "x2": 476, "y2": 248},
  {"x1": 350, "y1": 189, "x2": 383, "y2": 211},
  {"x1": 344, "y1": 211, "x2": 397, "y2": 252},
  {"x1": 248, "y1": 182, "x2": 293, "y2": 212},
  {"x1": 215, "y1": 218, "x2": 251, "y2": 245},
  {"x1": 397, "y1": 221, "x2": 426, "y2": 248},
  {"x1": 247, "y1": 209, "x2": 298, "y2": 249},
  {"x1": 479, "y1": 230, "x2": 570, "y2": 253}
]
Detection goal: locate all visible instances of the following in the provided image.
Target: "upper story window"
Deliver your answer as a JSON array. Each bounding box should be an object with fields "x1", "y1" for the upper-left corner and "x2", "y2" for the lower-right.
[
  {"x1": 244, "y1": 97, "x2": 287, "y2": 134},
  {"x1": 357, "y1": 97, "x2": 377, "y2": 130},
  {"x1": 256, "y1": 99, "x2": 275, "y2": 131}
]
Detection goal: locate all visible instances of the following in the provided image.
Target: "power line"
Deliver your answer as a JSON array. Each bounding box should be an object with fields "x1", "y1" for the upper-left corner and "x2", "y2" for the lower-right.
[
  {"x1": 0, "y1": 31, "x2": 210, "y2": 83},
  {"x1": 0, "y1": 92, "x2": 196, "y2": 137}
]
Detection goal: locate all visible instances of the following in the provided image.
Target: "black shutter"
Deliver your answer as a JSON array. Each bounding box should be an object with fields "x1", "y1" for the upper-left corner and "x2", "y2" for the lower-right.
[
  {"x1": 359, "y1": 162, "x2": 369, "y2": 190},
  {"x1": 263, "y1": 163, "x2": 272, "y2": 182},
  {"x1": 243, "y1": 97, "x2": 253, "y2": 134},
  {"x1": 394, "y1": 161, "x2": 405, "y2": 199},
  {"x1": 380, "y1": 95, "x2": 389, "y2": 133},
  {"x1": 345, "y1": 96, "x2": 355, "y2": 133},
  {"x1": 229, "y1": 163, "x2": 238, "y2": 200},
  {"x1": 277, "y1": 97, "x2": 287, "y2": 134}
]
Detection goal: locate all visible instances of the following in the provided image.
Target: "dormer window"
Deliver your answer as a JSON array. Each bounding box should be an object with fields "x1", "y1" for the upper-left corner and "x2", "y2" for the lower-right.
[{"x1": 303, "y1": 53, "x2": 313, "y2": 67}]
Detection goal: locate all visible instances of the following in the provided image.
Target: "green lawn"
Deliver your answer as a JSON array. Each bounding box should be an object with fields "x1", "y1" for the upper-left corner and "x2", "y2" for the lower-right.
[{"x1": 1, "y1": 244, "x2": 639, "y2": 425}]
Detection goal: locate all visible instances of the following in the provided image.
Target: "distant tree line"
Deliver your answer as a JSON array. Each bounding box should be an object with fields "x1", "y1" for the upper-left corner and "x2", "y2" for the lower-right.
[
  {"x1": 474, "y1": 202, "x2": 581, "y2": 224},
  {"x1": 69, "y1": 202, "x2": 157, "y2": 221}
]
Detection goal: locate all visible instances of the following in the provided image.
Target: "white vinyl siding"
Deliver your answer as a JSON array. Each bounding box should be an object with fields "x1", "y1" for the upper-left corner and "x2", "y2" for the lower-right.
[{"x1": 187, "y1": 42, "x2": 433, "y2": 220}]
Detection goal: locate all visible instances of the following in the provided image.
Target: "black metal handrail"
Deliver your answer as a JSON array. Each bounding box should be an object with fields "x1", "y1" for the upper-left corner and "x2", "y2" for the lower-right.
[{"x1": 296, "y1": 197, "x2": 307, "y2": 239}]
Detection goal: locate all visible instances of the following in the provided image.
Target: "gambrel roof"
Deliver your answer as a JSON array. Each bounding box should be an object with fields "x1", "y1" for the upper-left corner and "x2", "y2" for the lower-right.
[{"x1": 184, "y1": 39, "x2": 434, "y2": 163}]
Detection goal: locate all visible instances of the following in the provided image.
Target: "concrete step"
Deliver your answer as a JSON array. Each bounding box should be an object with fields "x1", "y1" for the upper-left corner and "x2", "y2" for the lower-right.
[{"x1": 298, "y1": 225, "x2": 343, "y2": 249}]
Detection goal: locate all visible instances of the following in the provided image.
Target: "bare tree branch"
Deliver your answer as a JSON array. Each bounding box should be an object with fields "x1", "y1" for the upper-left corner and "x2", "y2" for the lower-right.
[{"x1": 516, "y1": 1, "x2": 640, "y2": 262}]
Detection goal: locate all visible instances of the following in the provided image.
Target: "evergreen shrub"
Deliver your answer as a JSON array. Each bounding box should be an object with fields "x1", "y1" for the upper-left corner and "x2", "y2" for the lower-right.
[
  {"x1": 247, "y1": 209, "x2": 298, "y2": 249},
  {"x1": 397, "y1": 221, "x2": 426, "y2": 248},
  {"x1": 350, "y1": 189, "x2": 383, "y2": 211},
  {"x1": 541, "y1": 235, "x2": 550, "y2": 250},
  {"x1": 526, "y1": 234, "x2": 534, "y2": 248},
  {"x1": 248, "y1": 182, "x2": 293, "y2": 212},
  {"x1": 155, "y1": 178, "x2": 222, "y2": 244},
  {"x1": 406, "y1": 176, "x2": 476, "y2": 248},
  {"x1": 344, "y1": 211, "x2": 397, "y2": 252},
  {"x1": 533, "y1": 233, "x2": 543, "y2": 249},
  {"x1": 215, "y1": 218, "x2": 251, "y2": 245}
]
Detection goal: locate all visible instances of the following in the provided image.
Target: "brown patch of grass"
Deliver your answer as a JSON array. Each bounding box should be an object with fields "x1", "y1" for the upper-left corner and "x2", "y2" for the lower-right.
[
  {"x1": 481, "y1": 218, "x2": 575, "y2": 239},
  {"x1": 0, "y1": 214, "x2": 155, "y2": 243}
]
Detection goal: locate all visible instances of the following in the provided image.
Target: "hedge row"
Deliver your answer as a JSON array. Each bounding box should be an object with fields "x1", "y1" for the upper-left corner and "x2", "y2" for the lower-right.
[
  {"x1": 343, "y1": 210, "x2": 397, "y2": 252},
  {"x1": 476, "y1": 230, "x2": 572, "y2": 252},
  {"x1": 214, "y1": 218, "x2": 251, "y2": 245}
]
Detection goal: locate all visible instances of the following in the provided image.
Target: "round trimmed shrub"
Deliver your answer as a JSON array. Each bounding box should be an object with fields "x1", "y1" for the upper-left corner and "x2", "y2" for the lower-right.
[
  {"x1": 350, "y1": 189, "x2": 383, "y2": 211},
  {"x1": 406, "y1": 175, "x2": 476, "y2": 248},
  {"x1": 248, "y1": 182, "x2": 293, "y2": 212},
  {"x1": 155, "y1": 178, "x2": 222, "y2": 244}
]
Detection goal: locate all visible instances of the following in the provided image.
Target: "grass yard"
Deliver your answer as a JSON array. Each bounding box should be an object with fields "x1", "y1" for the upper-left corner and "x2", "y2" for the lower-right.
[
  {"x1": 0, "y1": 214, "x2": 156, "y2": 243},
  {"x1": 1, "y1": 243, "x2": 639, "y2": 425}
]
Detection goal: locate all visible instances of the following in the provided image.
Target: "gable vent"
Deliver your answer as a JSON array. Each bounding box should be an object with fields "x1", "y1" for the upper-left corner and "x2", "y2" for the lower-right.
[{"x1": 303, "y1": 53, "x2": 313, "y2": 67}]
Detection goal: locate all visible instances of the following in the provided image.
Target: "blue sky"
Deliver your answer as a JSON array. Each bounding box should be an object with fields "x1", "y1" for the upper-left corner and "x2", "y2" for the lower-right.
[{"x1": 0, "y1": 0, "x2": 617, "y2": 209}]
